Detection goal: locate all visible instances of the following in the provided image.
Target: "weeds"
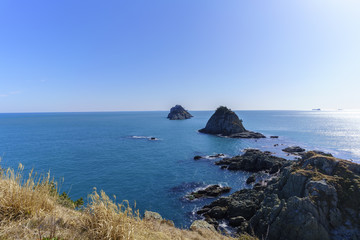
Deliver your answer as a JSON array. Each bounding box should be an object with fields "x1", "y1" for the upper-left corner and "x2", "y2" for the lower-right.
[{"x1": 0, "y1": 163, "x2": 254, "y2": 240}]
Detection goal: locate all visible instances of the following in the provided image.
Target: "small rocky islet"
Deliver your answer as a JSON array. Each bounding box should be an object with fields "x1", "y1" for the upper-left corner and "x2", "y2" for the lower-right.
[
  {"x1": 186, "y1": 185, "x2": 231, "y2": 200},
  {"x1": 193, "y1": 150, "x2": 360, "y2": 240},
  {"x1": 198, "y1": 106, "x2": 265, "y2": 138},
  {"x1": 167, "y1": 105, "x2": 193, "y2": 120}
]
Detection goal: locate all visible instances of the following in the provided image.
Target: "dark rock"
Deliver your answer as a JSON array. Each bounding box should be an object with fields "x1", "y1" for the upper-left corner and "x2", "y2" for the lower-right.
[
  {"x1": 270, "y1": 136, "x2": 279, "y2": 138},
  {"x1": 279, "y1": 171, "x2": 308, "y2": 199},
  {"x1": 229, "y1": 216, "x2": 246, "y2": 227},
  {"x1": 197, "y1": 150, "x2": 360, "y2": 240},
  {"x1": 150, "y1": 137, "x2": 156, "y2": 140},
  {"x1": 207, "y1": 206, "x2": 227, "y2": 219},
  {"x1": 220, "y1": 166, "x2": 227, "y2": 170},
  {"x1": 186, "y1": 185, "x2": 231, "y2": 200},
  {"x1": 198, "y1": 188, "x2": 264, "y2": 220},
  {"x1": 204, "y1": 216, "x2": 219, "y2": 228},
  {"x1": 209, "y1": 153, "x2": 225, "y2": 158},
  {"x1": 215, "y1": 149, "x2": 288, "y2": 173},
  {"x1": 312, "y1": 150, "x2": 333, "y2": 157},
  {"x1": 235, "y1": 221, "x2": 249, "y2": 234},
  {"x1": 230, "y1": 131, "x2": 266, "y2": 139},
  {"x1": 246, "y1": 174, "x2": 256, "y2": 184},
  {"x1": 194, "y1": 154, "x2": 224, "y2": 160},
  {"x1": 253, "y1": 183, "x2": 266, "y2": 191},
  {"x1": 282, "y1": 146, "x2": 306, "y2": 153},
  {"x1": 196, "y1": 208, "x2": 210, "y2": 215},
  {"x1": 167, "y1": 105, "x2": 193, "y2": 120},
  {"x1": 198, "y1": 106, "x2": 265, "y2": 138}
]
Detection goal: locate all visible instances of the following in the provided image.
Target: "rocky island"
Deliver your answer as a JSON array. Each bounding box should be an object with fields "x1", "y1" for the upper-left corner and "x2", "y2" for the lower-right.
[
  {"x1": 167, "y1": 105, "x2": 193, "y2": 120},
  {"x1": 199, "y1": 106, "x2": 265, "y2": 138},
  {"x1": 196, "y1": 150, "x2": 360, "y2": 240}
]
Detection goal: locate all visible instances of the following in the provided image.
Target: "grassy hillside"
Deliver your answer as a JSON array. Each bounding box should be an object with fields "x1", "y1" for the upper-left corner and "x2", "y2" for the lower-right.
[{"x1": 0, "y1": 163, "x2": 255, "y2": 240}]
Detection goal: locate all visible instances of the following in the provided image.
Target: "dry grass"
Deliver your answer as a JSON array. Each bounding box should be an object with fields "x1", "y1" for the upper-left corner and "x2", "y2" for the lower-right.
[
  {"x1": 0, "y1": 164, "x2": 56, "y2": 222},
  {"x1": 0, "y1": 164, "x2": 256, "y2": 240}
]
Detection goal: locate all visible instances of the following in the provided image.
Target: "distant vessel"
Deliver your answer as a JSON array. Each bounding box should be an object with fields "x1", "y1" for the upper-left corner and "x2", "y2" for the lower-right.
[{"x1": 312, "y1": 108, "x2": 321, "y2": 111}]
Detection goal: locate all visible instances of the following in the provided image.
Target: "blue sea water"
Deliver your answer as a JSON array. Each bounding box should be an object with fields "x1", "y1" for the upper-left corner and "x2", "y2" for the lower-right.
[{"x1": 0, "y1": 110, "x2": 360, "y2": 227}]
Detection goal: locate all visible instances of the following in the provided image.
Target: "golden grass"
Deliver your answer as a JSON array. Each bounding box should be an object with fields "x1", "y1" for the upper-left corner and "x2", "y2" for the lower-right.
[{"x1": 0, "y1": 164, "x2": 256, "y2": 240}]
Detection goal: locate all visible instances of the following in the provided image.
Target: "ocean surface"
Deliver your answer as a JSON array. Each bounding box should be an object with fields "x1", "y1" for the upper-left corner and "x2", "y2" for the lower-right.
[{"x1": 1, "y1": 110, "x2": 360, "y2": 228}]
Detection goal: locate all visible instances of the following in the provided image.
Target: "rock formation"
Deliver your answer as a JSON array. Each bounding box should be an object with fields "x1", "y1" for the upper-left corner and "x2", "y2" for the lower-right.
[
  {"x1": 199, "y1": 106, "x2": 265, "y2": 138},
  {"x1": 190, "y1": 220, "x2": 216, "y2": 232},
  {"x1": 144, "y1": 211, "x2": 163, "y2": 221},
  {"x1": 196, "y1": 151, "x2": 360, "y2": 240},
  {"x1": 215, "y1": 149, "x2": 289, "y2": 174},
  {"x1": 193, "y1": 153, "x2": 225, "y2": 160},
  {"x1": 186, "y1": 185, "x2": 231, "y2": 200},
  {"x1": 167, "y1": 105, "x2": 193, "y2": 120},
  {"x1": 282, "y1": 146, "x2": 306, "y2": 154}
]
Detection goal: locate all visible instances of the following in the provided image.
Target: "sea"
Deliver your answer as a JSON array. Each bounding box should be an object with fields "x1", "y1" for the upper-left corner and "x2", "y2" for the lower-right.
[{"x1": 0, "y1": 110, "x2": 360, "y2": 228}]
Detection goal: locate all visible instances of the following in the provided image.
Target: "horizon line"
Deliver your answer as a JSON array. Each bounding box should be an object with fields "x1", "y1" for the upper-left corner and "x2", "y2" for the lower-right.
[{"x1": 1, "y1": 109, "x2": 359, "y2": 114}]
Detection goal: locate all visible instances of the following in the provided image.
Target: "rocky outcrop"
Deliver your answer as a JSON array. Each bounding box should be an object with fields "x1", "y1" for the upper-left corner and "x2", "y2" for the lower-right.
[
  {"x1": 199, "y1": 106, "x2": 265, "y2": 138},
  {"x1": 197, "y1": 151, "x2": 360, "y2": 240},
  {"x1": 215, "y1": 149, "x2": 289, "y2": 174},
  {"x1": 186, "y1": 185, "x2": 231, "y2": 200},
  {"x1": 282, "y1": 146, "x2": 305, "y2": 154},
  {"x1": 229, "y1": 131, "x2": 266, "y2": 138},
  {"x1": 144, "y1": 211, "x2": 163, "y2": 221},
  {"x1": 193, "y1": 154, "x2": 225, "y2": 160},
  {"x1": 246, "y1": 174, "x2": 256, "y2": 184},
  {"x1": 167, "y1": 105, "x2": 193, "y2": 120},
  {"x1": 190, "y1": 220, "x2": 216, "y2": 232}
]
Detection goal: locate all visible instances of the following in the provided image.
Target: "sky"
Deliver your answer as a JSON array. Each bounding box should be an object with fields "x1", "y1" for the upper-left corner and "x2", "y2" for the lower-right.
[{"x1": 0, "y1": 0, "x2": 359, "y2": 112}]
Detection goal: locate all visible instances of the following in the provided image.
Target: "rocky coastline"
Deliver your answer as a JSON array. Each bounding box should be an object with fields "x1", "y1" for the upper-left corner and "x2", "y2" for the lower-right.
[
  {"x1": 193, "y1": 150, "x2": 360, "y2": 240},
  {"x1": 199, "y1": 106, "x2": 265, "y2": 138}
]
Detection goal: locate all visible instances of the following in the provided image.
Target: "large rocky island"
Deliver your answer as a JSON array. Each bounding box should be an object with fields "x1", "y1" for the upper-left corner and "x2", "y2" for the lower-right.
[
  {"x1": 167, "y1": 105, "x2": 193, "y2": 120},
  {"x1": 199, "y1": 106, "x2": 265, "y2": 138},
  {"x1": 196, "y1": 150, "x2": 360, "y2": 240}
]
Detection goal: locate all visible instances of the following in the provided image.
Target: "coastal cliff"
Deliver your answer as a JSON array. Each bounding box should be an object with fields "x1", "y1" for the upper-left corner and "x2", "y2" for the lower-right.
[
  {"x1": 197, "y1": 150, "x2": 360, "y2": 240},
  {"x1": 199, "y1": 106, "x2": 265, "y2": 138},
  {"x1": 167, "y1": 105, "x2": 193, "y2": 120}
]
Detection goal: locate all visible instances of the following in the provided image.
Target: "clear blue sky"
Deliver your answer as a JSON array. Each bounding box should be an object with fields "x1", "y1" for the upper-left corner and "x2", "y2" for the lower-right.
[{"x1": 1, "y1": 0, "x2": 359, "y2": 112}]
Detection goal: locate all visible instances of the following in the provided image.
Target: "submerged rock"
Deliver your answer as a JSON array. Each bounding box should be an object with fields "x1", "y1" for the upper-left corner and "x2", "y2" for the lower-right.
[
  {"x1": 186, "y1": 185, "x2": 231, "y2": 200},
  {"x1": 167, "y1": 105, "x2": 193, "y2": 120},
  {"x1": 209, "y1": 153, "x2": 225, "y2": 158},
  {"x1": 197, "y1": 150, "x2": 360, "y2": 240},
  {"x1": 199, "y1": 106, "x2": 265, "y2": 138},
  {"x1": 193, "y1": 153, "x2": 225, "y2": 160}
]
